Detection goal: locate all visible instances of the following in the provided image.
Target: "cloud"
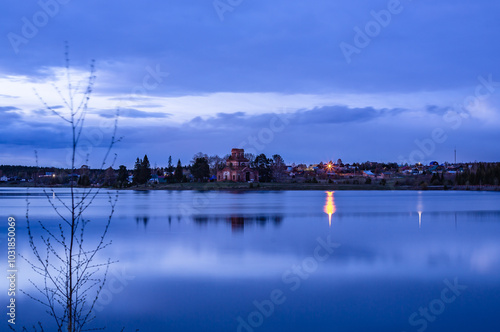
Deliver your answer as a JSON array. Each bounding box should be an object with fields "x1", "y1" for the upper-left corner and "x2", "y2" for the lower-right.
[
  {"x1": 98, "y1": 108, "x2": 171, "y2": 119},
  {"x1": 131, "y1": 104, "x2": 164, "y2": 109},
  {"x1": 186, "y1": 106, "x2": 405, "y2": 130},
  {"x1": 0, "y1": 121, "x2": 69, "y2": 148},
  {"x1": 1, "y1": 1, "x2": 500, "y2": 95},
  {"x1": 2, "y1": 99, "x2": 499, "y2": 168},
  {"x1": 32, "y1": 109, "x2": 49, "y2": 116},
  {"x1": 295, "y1": 106, "x2": 405, "y2": 125},
  {"x1": 0, "y1": 106, "x2": 22, "y2": 124},
  {"x1": 0, "y1": 106, "x2": 20, "y2": 112},
  {"x1": 425, "y1": 105, "x2": 453, "y2": 116},
  {"x1": 188, "y1": 112, "x2": 247, "y2": 128}
]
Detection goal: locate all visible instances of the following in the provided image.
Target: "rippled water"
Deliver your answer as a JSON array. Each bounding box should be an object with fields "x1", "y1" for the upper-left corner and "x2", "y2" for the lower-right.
[{"x1": 1, "y1": 188, "x2": 500, "y2": 331}]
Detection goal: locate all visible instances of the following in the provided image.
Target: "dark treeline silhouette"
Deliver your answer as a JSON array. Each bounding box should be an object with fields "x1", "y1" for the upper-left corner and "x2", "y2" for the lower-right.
[
  {"x1": 2, "y1": 158, "x2": 500, "y2": 188},
  {"x1": 455, "y1": 163, "x2": 500, "y2": 186},
  {"x1": 251, "y1": 153, "x2": 286, "y2": 182},
  {"x1": 133, "y1": 155, "x2": 151, "y2": 185}
]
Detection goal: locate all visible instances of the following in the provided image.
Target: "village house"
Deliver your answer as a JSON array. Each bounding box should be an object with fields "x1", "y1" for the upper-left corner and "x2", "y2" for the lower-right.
[
  {"x1": 363, "y1": 170, "x2": 375, "y2": 178},
  {"x1": 217, "y1": 148, "x2": 259, "y2": 182}
]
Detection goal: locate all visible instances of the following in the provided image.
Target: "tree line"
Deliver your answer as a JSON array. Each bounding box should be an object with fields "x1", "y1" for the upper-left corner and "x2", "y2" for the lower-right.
[
  {"x1": 129, "y1": 152, "x2": 286, "y2": 185},
  {"x1": 455, "y1": 163, "x2": 500, "y2": 186},
  {"x1": 3, "y1": 160, "x2": 500, "y2": 187},
  {"x1": 131, "y1": 155, "x2": 186, "y2": 185}
]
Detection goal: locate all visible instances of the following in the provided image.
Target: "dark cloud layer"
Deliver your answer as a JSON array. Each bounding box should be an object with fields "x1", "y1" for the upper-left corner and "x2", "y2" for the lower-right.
[
  {"x1": 0, "y1": 106, "x2": 22, "y2": 124},
  {"x1": 426, "y1": 105, "x2": 452, "y2": 116},
  {"x1": 2, "y1": 103, "x2": 499, "y2": 167},
  {"x1": 0, "y1": 106, "x2": 21, "y2": 112},
  {"x1": 296, "y1": 106, "x2": 404, "y2": 124},
  {"x1": 1, "y1": 1, "x2": 499, "y2": 94},
  {"x1": 99, "y1": 108, "x2": 171, "y2": 119},
  {"x1": 186, "y1": 106, "x2": 404, "y2": 129}
]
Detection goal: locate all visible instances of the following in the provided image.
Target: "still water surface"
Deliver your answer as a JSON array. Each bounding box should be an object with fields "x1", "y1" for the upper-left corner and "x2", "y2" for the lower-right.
[{"x1": 1, "y1": 188, "x2": 500, "y2": 331}]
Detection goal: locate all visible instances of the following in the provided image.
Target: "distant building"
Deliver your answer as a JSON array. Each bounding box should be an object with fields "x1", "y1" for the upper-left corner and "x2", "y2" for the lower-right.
[
  {"x1": 217, "y1": 148, "x2": 259, "y2": 182},
  {"x1": 363, "y1": 170, "x2": 375, "y2": 177}
]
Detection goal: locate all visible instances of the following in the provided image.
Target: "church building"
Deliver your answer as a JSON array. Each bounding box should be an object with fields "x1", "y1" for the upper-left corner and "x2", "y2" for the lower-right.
[{"x1": 217, "y1": 148, "x2": 259, "y2": 182}]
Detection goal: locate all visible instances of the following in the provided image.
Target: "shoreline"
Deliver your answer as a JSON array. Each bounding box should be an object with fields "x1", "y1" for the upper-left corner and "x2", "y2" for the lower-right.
[{"x1": 1, "y1": 182, "x2": 499, "y2": 192}]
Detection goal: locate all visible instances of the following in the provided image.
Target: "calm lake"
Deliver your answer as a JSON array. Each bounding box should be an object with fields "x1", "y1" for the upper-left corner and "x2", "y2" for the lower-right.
[{"x1": 2, "y1": 188, "x2": 500, "y2": 331}]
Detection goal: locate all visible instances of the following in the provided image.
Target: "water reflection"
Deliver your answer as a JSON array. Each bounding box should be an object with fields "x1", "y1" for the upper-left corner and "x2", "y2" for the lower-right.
[
  {"x1": 135, "y1": 216, "x2": 149, "y2": 228},
  {"x1": 192, "y1": 214, "x2": 283, "y2": 232},
  {"x1": 3, "y1": 189, "x2": 500, "y2": 331},
  {"x1": 323, "y1": 191, "x2": 337, "y2": 226},
  {"x1": 417, "y1": 191, "x2": 424, "y2": 228}
]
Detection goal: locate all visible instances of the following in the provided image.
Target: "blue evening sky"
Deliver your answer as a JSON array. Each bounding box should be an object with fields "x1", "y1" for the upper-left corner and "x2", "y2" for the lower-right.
[{"x1": 0, "y1": 0, "x2": 499, "y2": 167}]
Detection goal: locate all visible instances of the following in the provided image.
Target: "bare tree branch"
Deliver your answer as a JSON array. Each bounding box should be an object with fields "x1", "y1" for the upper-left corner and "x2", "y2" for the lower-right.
[{"x1": 23, "y1": 44, "x2": 120, "y2": 332}]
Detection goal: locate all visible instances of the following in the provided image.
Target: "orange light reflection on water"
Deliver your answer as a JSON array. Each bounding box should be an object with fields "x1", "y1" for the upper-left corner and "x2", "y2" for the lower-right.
[{"x1": 323, "y1": 191, "x2": 337, "y2": 227}]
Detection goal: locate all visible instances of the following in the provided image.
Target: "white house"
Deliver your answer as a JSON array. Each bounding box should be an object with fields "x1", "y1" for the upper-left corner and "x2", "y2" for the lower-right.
[{"x1": 0, "y1": 175, "x2": 8, "y2": 182}]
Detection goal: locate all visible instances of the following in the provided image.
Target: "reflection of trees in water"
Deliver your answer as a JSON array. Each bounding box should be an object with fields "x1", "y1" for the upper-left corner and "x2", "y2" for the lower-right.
[
  {"x1": 192, "y1": 214, "x2": 284, "y2": 231},
  {"x1": 133, "y1": 214, "x2": 283, "y2": 231},
  {"x1": 135, "y1": 216, "x2": 149, "y2": 227}
]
